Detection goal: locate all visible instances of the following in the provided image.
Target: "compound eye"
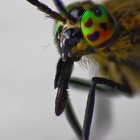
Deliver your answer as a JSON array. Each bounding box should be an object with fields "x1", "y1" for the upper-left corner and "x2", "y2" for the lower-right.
[
  {"x1": 80, "y1": 4, "x2": 118, "y2": 49},
  {"x1": 91, "y1": 5, "x2": 102, "y2": 17}
]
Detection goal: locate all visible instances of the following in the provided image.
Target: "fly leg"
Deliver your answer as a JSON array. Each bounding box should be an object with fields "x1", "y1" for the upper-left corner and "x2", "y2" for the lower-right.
[
  {"x1": 82, "y1": 77, "x2": 132, "y2": 140},
  {"x1": 70, "y1": 77, "x2": 116, "y2": 92},
  {"x1": 65, "y1": 77, "x2": 132, "y2": 140}
]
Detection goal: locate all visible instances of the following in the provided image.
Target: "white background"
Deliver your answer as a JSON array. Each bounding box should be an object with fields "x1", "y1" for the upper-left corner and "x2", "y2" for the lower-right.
[{"x1": 0, "y1": 0, "x2": 140, "y2": 140}]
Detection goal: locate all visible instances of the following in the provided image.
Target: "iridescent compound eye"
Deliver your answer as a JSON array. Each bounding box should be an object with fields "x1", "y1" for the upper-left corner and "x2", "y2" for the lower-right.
[{"x1": 80, "y1": 4, "x2": 118, "y2": 49}]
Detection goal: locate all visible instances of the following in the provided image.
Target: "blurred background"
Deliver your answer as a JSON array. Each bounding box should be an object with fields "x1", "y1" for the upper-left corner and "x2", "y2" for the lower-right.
[{"x1": 0, "y1": 0, "x2": 140, "y2": 140}]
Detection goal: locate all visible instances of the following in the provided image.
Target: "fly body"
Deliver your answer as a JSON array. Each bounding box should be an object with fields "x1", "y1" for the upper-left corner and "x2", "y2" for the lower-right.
[{"x1": 26, "y1": 0, "x2": 140, "y2": 140}]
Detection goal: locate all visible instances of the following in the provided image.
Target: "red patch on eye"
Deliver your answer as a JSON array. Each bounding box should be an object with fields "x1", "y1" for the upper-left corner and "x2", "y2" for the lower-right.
[{"x1": 84, "y1": 18, "x2": 93, "y2": 28}]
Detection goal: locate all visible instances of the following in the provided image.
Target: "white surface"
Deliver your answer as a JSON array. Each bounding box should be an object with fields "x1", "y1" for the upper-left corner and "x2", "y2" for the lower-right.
[{"x1": 0, "y1": 0, "x2": 140, "y2": 140}]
